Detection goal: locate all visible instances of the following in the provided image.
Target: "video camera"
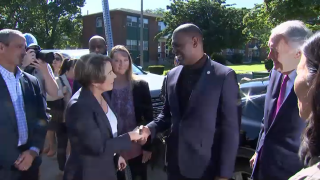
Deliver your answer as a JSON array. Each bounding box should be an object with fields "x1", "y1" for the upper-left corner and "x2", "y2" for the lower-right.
[
  {"x1": 24, "y1": 46, "x2": 55, "y2": 74},
  {"x1": 34, "y1": 49, "x2": 55, "y2": 65}
]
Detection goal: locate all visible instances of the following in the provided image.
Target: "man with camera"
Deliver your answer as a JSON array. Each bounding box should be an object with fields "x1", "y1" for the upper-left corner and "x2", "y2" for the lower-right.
[{"x1": 20, "y1": 33, "x2": 58, "y2": 99}]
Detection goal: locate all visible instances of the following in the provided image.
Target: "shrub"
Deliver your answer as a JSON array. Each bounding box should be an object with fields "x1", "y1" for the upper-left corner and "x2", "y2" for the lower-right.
[
  {"x1": 231, "y1": 53, "x2": 243, "y2": 64},
  {"x1": 264, "y1": 59, "x2": 273, "y2": 72},
  {"x1": 211, "y1": 53, "x2": 226, "y2": 65},
  {"x1": 148, "y1": 65, "x2": 165, "y2": 75}
]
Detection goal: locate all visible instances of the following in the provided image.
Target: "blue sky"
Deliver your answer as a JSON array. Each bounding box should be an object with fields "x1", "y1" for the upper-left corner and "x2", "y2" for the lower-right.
[{"x1": 81, "y1": 0, "x2": 263, "y2": 15}]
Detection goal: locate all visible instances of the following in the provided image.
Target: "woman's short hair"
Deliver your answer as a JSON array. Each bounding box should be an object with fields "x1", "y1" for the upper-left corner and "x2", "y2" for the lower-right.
[
  {"x1": 59, "y1": 58, "x2": 78, "y2": 76},
  {"x1": 74, "y1": 53, "x2": 111, "y2": 88}
]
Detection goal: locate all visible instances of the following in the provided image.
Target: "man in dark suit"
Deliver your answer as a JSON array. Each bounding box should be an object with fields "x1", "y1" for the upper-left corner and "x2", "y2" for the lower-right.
[
  {"x1": 250, "y1": 20, "x2": 312, "y2": 180},
  {"x1": 139, "y1": 23, "x2": 241, "y2": 180},
  {"x1": 0, "y1": 29, "x2": 48, "y2": 180},
  {"x1": 72, "y1": 35, "x2": 108, "y2": 94}
]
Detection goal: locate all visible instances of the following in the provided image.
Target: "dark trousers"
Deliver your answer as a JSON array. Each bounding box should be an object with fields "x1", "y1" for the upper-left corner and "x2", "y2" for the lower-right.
[
  {"x1": 167, "y1": 172, "x2": 210, "y2": 180},
  {"x1": 0, "y1": 166, "x2": 39, "y2": 180},
  {"x1": 117, "y1": 155, "x2": 147, "y2": 180},
  {"x1": 56, "y1": 123, "x2": 68, "y2": 171},
  {"x1": 0, "y1": 145, "x2": 40, "y2": 180}
]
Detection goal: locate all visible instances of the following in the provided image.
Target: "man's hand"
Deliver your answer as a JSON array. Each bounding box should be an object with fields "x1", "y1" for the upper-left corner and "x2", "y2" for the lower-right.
[
  {"x1": 250, "y1": 152, "x2": 257, "y2": 169},
  {"x1": 14, "y1": 150, "x2": 37, "y2": 171},
  {"x1": 142, "y1": 150, "x2": 152, "y2": 163},
  {"x1": 21, "y1": 49, "x2": 36, "y2": 68},
  {"x1": 30, "y1": 59, "x2": 49, "y2": 74},
  {"x1": 138, "y1": 125, "x2": 151, "y2": 145}
]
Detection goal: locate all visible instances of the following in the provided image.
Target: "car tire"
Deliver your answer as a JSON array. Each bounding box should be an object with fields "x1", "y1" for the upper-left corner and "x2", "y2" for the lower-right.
[{"x1": 232, "y1": 158, "x2": 252, "y2": 180}]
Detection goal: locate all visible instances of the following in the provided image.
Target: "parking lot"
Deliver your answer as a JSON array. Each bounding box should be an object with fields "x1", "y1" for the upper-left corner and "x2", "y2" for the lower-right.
[{"x1": 40, "y1": 155, "x2": 167, "y2": 180}]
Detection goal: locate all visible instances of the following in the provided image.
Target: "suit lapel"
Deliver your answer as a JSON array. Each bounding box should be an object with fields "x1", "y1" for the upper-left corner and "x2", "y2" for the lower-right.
[
  {"x1": 182, "y1": 58, "x2": 212, "y2": 119},
  {"x1": 81, "y1": 89, "x2": 112, "y2": 137},
  {"x1": 265, "y1": 71, "x2": 282, "y2": 130},
  {"x1": 268, "y1": 85, "x2": 296, "y2": 131},
  {"x1": 170, "y1": 66, "x2": 183, "y2": 119},
  {"x1": 0, "y1": 74, "x2": 18, "y2": 132}
]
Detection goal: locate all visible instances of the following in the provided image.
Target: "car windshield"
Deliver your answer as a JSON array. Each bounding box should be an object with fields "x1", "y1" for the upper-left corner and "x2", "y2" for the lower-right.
[{"x1": 132, "y1": 64, "x2": 144, "y2": 75}]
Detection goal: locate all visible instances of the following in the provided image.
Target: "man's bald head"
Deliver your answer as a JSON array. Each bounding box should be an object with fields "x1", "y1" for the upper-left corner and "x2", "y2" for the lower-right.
[
  {"x1": 171, "y1": 23, "x2": 204, "y2": 65},
  {"x1": 89, "y1": 35, "x2": 107, "y2": 55},
  {"x1": 173, "y1": 23, "x2": 203, "y2": 41}
]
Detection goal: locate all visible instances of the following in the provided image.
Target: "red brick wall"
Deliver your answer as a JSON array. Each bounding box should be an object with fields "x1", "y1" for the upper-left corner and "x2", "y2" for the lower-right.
[{"x1": 82, "y1": 11, "x2": 159, "y2": 62}]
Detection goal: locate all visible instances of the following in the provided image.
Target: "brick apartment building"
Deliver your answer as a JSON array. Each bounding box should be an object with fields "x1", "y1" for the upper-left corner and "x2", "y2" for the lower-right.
[{"x1": 82, "y1": 8, "x2": 167, "y2": 65}]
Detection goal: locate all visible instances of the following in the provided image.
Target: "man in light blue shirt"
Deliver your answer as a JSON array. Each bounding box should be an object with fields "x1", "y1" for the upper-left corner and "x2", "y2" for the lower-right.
[{"x1": 0, "y1": 29, "x2": 48, "y2": 180}]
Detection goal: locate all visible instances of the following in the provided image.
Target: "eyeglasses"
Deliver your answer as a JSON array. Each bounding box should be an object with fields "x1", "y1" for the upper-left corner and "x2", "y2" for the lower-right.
[{"x1": 54, "y1": 57, "x2": 62, "y2": 61}]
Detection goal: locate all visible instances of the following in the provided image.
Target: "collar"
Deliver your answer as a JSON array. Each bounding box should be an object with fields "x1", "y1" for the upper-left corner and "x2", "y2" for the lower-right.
[
  {"x1": 0, "y1": 65, "x2": 23, "y2": 79},
  {"x1": 287, "y1": 69, "x2": 297, "y2": 81},
  {"x1": 184, "y1": 53, "x2": 207, "y2": 70}
]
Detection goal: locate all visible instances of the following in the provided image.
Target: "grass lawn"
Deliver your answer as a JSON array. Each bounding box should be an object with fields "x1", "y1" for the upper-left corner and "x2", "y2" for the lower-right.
[
  {"x1": 145, "y1": 63, "x2": 267, "y2": 75},
  {"x1": 227, "y1": 64, "x2": 266, "y2": 74}
]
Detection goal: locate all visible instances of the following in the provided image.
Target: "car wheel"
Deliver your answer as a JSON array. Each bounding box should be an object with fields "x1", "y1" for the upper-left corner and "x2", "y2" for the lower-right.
[{"x1": 232, "y1": 158, "x2": 252, "y2": 180}]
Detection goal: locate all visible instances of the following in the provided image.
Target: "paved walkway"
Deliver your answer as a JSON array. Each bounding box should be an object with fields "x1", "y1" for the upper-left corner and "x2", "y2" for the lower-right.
[{"x1": 40, "y1": 155, "x2": 167, "y2": 180}]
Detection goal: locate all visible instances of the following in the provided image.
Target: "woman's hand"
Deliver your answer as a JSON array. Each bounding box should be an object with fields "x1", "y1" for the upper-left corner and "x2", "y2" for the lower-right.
[
  {"x1": 142, "y1": 150, "x2": 152, "y2": 163},
  {"x1": 128, "y1": 131, "x2": 142, "y2": 142},
  {"x1": 118, "y1": 156, "x2": 126, "y2": 171}
]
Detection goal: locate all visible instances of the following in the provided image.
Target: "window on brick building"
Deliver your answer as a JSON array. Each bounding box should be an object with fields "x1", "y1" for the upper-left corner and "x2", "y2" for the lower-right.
[
  {"x1": 127, "y1": 16, "x2": 138, "y2": 27},
  {"x1": 126, "y1": 39, "x2": 137, "y2": 50},
  {"x1": 96, "y1": 17, "x2": 103, "y2": 27}
]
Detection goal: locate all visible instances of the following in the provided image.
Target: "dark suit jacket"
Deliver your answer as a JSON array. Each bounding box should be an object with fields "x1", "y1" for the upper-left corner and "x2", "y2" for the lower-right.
[
  {"x1": 0, "y1": 72, "x2": 48, "y2": 168},
  {"x1": 147, "y1": 58, "x2": 241, "y2": 179},
  {"x1": 72, "y1": 80, "x2": 81, "y2": 95},
  {"x1": 252, "y1": 69, "x2": 305, "y2": 180},
  {"x1": 64, "y1": 88, "x2": 132, "y2": 180}
]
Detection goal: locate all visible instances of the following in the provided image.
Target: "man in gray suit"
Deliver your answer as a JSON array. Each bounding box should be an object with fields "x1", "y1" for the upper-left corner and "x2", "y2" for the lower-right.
[
  {"x1": 140, "y1": 23, "x2": 241, "y2": 180},
  {"x1": 250, "y1": 20, "x2": 311, "y2": 180}
]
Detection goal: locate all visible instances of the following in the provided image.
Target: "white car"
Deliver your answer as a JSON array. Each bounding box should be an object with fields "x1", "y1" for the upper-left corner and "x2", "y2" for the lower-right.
[{"x1": 42, "y1": 49, "x2": 165, "y2": 117}]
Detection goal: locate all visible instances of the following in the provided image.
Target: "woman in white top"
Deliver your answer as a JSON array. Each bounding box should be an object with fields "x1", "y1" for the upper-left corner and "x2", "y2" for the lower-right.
[{"x1": 64, "y1": 53, "x2": 143, "y2": 180}]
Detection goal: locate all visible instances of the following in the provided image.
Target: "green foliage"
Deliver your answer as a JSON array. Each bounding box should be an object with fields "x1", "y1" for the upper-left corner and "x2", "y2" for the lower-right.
[
  {"x1": 264, "y1": 59, "x2": 274, "y2": 72},
  {"x1": 211, "y1": 53, "x2": 226, "y2": 65},
  {"x1": 230, "y1": 53, "x2": 243, "y2": 64},
  {"x1": 244, "y1": 0, "x2": 320, "y2": 47},
  {"x1": 148, "y1": 65, "x2": 165, "y2": 75},
  {"x1": 155, "y1": 0, "x2": 249, "y2": 55},
  {"x1": 145, "y1": 8, "x2": 165, "y2": 16},
  {"x1": 0, "y1": 0, "x2": 85, "y2": 49}
]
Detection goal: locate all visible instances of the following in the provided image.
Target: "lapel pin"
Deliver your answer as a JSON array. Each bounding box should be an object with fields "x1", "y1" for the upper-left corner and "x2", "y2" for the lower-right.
[{"x1": 207, "y1": 71, "x2": 210, "y2": 75}]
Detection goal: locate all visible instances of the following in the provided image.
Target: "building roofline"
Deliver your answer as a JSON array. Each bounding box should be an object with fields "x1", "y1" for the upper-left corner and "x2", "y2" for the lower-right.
[{"x1": 83, "y1": 8, "x2": 162, "y2": 18}]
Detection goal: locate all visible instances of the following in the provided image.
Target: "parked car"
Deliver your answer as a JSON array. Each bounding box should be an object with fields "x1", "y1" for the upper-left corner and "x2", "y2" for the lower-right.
[
  {"x1": 240, "y1": 78, "x2": 269, "y2": 97},
  {"x1": 42, "y1": 49, "x2": 165, "y2": 117},
  {"x1": 232, "y1": 93, "x2": 265, "y2": 180}
]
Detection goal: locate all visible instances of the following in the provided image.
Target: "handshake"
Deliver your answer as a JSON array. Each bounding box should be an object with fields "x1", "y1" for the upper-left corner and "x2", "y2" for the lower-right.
[{"x1": 128, "y1": 126, "x2": 151, "y2": 145}]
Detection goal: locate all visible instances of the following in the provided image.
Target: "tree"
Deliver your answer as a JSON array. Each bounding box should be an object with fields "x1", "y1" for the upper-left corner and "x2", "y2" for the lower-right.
[
  {"x1": 0, "y1": 0, "x2": 85, "y2": 49},
  {"x1": 156, "y1": 0, "x2": 249, "y2": 55},
  {"x1": 243, "y1": 0, "x2": 320, "y2": 47},
  {"x1": 145, "y1": 8, "x2": 165, "y2": 16},
  {"x1": 243, "y1": 4, "x2": 273, "y2": 46}
]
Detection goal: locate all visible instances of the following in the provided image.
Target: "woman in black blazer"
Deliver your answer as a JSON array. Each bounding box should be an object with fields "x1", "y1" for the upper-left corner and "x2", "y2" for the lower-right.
[
  {"x1": 64, "y1": 54, "x2": 143, "y2": 180},
  {"x1": 109, "y1": 45, "x2": 153, "y2": 180}
]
